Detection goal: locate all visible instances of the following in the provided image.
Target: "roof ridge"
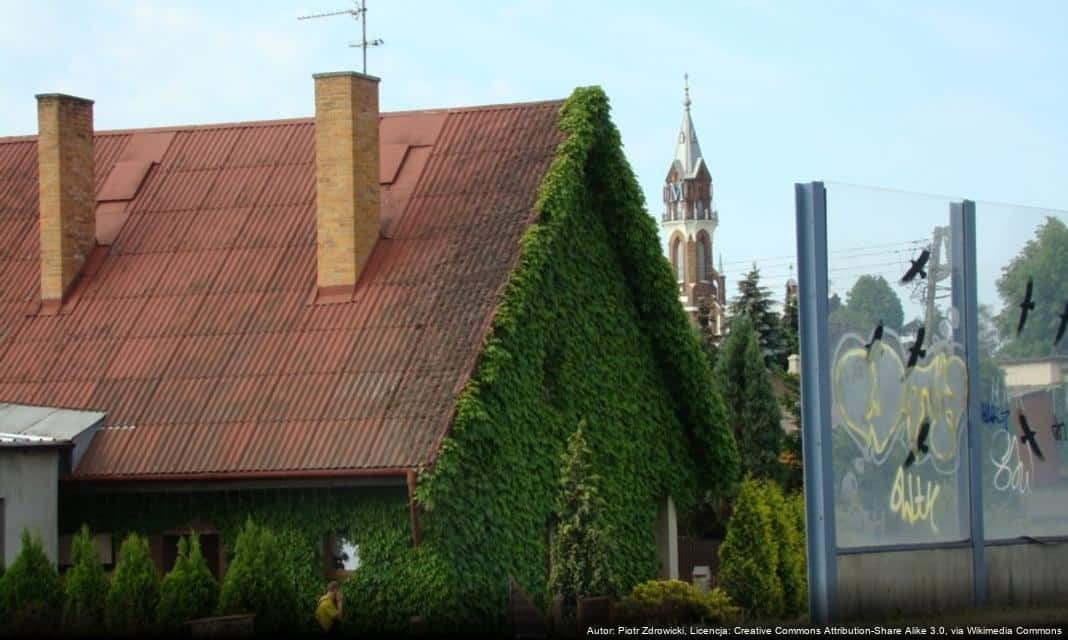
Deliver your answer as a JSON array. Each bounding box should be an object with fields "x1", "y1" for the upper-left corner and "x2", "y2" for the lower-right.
[{"x1": 0, "y1": 98, "x2": 565, "y2": 144}]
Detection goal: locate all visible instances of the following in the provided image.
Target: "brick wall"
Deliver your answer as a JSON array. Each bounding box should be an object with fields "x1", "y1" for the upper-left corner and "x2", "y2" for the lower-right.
[
  {"x1": 37, "y1": 94, "x2": 95, "y2": 303},
  {"x1": 313, "y1": 72, "x2": 380, "y2": 294}
]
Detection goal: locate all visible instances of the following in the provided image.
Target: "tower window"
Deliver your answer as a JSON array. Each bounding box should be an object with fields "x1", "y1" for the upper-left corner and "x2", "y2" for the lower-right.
[
  {"x1": 672, "y1": 240, "x2": 683, "y2": 281},
  {"x1": 697, "y1": 240, "x2": 707, "y2": 281}
]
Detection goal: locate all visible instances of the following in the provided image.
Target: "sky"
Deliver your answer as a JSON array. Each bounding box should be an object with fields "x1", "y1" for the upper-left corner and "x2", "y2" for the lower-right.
[{"x1": 2, "y1": 0, "x2": 1066, "y2": 312}]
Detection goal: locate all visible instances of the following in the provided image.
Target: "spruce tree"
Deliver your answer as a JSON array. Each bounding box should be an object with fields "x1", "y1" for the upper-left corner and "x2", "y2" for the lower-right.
[
  {"x1": 63, "y1": 525, "x2": 108, "y2": 631},
  {"x1": 158, "y1": 533, "x2": 219, "y2": 629},
  {"x1": 780, "y1": 287, "x2": 799, "y2": 362},
  {"x1": 548, "y1": 420, "x2": 616, "y2": 613},
  {"x1": 106, "y1": 533, "x2": 160, "y2": 634},
  {"x1": 218, "y1": 519, "x2": 296, "y2": 633},
  {"x1": 714, "y1": 315, "x2": 784, "y2": 482},
  {"x1": 762, "y1": 483, "x2": 806, "y2": 617},
  {"x1": 0, "y1": 529, "x2": 63, "y2": 633},
  {"x1": 717, "y1": 478, "x2": 783, "y2": 618},
  {"x1": 729, "y1": 264, "x2": 784, "y2": 367}
]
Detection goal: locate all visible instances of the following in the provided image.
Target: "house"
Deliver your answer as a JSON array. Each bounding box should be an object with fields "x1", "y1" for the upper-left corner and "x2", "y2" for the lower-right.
[{"x1": 0, "y1": 72, "x2": 737, "y2": 630}]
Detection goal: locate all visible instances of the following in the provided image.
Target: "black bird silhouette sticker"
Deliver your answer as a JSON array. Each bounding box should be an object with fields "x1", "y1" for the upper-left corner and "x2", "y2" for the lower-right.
[
  {"x1": 901, "y1": 248, "x2": 930, "y2": 284},
  {"x1": 904, "y1": 325, "x2": 926, "y2": 376},
  {"x1": 1055, "y1": 300, "x2": 1068, "y2": 346},
  {"x1": 1018, "y1": 412, "x2": 1044, "y2": 461},
  {"x1": 864, "y1": 320, "x2": 884, "y2": 358},
  {"x1": 1017, "y1": 277, "x2": 1036, "y2": 336},
  {"x1": 1052, "y1": 419, "x2": 1065, "y2": 442},
  {"x1": 903, "y1": 418, "x2": 931, "y2": 469}
]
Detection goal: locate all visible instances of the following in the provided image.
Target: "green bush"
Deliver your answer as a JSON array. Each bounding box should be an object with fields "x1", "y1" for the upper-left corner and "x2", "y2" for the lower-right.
[
  {"x1": 762, "y1": 483, "x2": 806, "y2": 618},
  {"x1": 158, "y1": 532, "x2": 219, "y2": 629},
  {"x1": 62, "y1": 525, "x2": 109, "y2": 631},
  {"x1": 718, "y1": 477, "x2": 783, "y2": 618},
  {"x1": 0, "y1": 529, "x2": 64, "y2": 633},
  {"x1": 615, "y1": 580, "x2": 739, "y2": 625},
  {"x1": 106, "y1": 533, "x2": 160, "y2": 634},
  {"x1": 218, "y1": 519, "x2": 296, "y2": 632}
]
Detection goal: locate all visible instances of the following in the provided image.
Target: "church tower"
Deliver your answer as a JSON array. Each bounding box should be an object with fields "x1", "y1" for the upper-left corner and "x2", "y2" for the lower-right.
[{"x1": 662, "y1": 77, "x2": 727, "y2": 336}]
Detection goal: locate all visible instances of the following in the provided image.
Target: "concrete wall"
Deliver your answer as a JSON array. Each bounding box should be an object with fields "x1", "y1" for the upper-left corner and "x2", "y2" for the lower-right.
[
  {"x1": 0, "y1": 448, "x2": 60, "y2": 565},
  {"x1": 836, "y1": 547, "x2": 973, "y2": 620},
  {"x1": 986, "y1": 543, "x2": 1068, "y2": 605}
]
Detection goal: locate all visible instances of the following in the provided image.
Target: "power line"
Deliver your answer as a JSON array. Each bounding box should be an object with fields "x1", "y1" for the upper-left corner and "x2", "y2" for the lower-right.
[{"x1": 720, "y1": 237, "x2": 926, "y2": 270}]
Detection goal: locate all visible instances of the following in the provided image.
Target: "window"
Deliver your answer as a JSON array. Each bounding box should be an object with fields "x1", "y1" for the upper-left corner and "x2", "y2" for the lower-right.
[
  {"x1": 324, "y1": 533, "x2": 361, "y2": 577},
  {"x1": 672, "y1": 240, "x2": 683, "y2": 281},
  {"x1": 697, "y1": 240, "x2": 707, "y2": 281}
]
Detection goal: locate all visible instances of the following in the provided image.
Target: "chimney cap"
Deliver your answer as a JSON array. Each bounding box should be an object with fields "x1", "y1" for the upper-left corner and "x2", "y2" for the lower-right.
[
  {"x1": 313, "y1": 71, "x2": 380, "y2": 83},
  {"x1": 35, "y1": 93, "x2": 95, "y2": 105}
]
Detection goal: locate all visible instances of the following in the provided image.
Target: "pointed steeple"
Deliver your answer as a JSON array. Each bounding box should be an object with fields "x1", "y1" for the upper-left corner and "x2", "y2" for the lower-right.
[{"x1": 674, "y1": 73, "x2": 704, "y2": 178}]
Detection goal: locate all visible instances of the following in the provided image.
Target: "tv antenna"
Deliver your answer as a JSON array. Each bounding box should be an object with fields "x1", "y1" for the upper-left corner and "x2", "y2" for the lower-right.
[{"x1": 299, "y1": 0, "x2": 383, "y2": 74}]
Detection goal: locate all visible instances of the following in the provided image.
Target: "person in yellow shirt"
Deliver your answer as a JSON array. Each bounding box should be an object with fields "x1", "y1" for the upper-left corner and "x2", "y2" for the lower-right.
[{"x1": 315, "y1": 581, "x2": 344, "y2": 633}]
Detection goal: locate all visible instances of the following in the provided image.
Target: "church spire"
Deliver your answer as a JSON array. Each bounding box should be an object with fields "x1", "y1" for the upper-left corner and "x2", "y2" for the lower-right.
[{"x1": 674, "y1": 73, "x2": 704, "y2": 178}]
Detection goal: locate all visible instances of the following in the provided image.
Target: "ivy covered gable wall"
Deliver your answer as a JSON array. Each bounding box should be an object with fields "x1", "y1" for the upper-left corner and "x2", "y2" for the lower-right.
[{"x1": 61, "y1": 86, "x2": 737, "y2": 632}]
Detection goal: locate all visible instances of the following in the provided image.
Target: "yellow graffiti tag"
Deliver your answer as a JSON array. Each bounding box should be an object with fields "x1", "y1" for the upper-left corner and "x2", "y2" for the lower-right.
[
  {"x1": 832, "y1": 341, "x2": 967, "y2": 464},
  {"x1": 889, "y1": 467, "x2": 941, "y2": 533}
]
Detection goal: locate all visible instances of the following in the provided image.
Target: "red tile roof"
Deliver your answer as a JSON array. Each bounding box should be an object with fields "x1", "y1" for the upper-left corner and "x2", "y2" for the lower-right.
[{"x1": 0, "y1": 100, "x2": 564, "y2": 479}]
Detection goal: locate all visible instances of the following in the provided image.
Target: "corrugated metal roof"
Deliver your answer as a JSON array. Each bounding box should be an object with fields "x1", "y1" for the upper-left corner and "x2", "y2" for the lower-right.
[{"x1": 0, "y1": 99, "x2": 564, "y2": 479}]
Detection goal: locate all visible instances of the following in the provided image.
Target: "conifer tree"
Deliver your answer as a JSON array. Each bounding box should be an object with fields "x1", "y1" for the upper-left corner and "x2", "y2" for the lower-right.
[
  {"x1": 780, "y1": 287, "x2": 799, "y2": 361},
  {"x1": 762, "y1": 484, "x2": 806, "y2": 617},
  {"x1": 729, "y1": 264, "x2": 784, "y2": 368},
  {"x1": 0, "y1": 529, "x2": 63, "y2": 633},
  {"x1": 218, "y1": 519, "x2": 296, "y2": 632},
  {"x1": 714, "y1": 315, "x2": 784, "y2": 482},
  {"x1": 106, "y1": 533, "x2": 160, "y2": 634},
  {"x1": 158, "y1": 533, "x2": 219, "y2": 628},
  {"x1": 548, "y1": 420, "x2": 616, "y2": 613},
  {"x1": 717, "y1": 478, "x2": 783, "y2": 618},
  {"x1": 63, "y1": 524, "x2": 108, "y2": 631}
]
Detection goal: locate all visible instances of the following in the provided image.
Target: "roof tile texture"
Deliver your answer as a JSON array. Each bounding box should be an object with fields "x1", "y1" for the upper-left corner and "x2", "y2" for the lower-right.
[{"x1": 0, "y1": 100, "x2": 563, "y2": 478}]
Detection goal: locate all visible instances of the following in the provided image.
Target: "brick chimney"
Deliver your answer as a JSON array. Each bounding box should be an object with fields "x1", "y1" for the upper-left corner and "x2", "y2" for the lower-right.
[
  {"x1": 36, "y1": 93, "x2": 95, "y2": 312},
  {"x1": 313, "y1": 71, "x2": 380, "y2": 300}
]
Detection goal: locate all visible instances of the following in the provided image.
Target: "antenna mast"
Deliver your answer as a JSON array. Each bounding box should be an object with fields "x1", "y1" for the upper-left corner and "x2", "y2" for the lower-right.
[{"x1": 298, "y1": 0, "x2": 383, "y2": 74}]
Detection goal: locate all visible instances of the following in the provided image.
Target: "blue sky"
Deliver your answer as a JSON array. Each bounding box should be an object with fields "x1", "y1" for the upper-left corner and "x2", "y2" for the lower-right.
[{"x1": 2, "y1": 0, "x2": 1066, "y2": 310}]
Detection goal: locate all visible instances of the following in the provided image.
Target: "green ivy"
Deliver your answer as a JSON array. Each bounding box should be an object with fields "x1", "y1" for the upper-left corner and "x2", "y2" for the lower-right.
[{"x1": 59, "y1": 85, "x2": 738, "y2": 633}]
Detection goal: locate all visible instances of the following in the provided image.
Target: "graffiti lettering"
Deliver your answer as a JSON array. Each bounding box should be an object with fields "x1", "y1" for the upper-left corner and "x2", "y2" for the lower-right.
[
  {"x1": 981, "y1": 403, "x2": 1011, "y2": 431},
  {"x1": 990, "y1": 429, "x2": 1032, "y2": 495},
  {"x1": 889, "y1": 467, "x2": 942, "y2": 532}
]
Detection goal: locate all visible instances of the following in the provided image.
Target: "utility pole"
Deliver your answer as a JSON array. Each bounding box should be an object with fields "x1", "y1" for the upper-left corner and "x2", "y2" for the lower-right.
[
  {"x1": 299, "y1": 0, "x2": 383, "y2": 74},
  {"x1": 924, "y1": 225, "x2": 950, "y2": 337}
]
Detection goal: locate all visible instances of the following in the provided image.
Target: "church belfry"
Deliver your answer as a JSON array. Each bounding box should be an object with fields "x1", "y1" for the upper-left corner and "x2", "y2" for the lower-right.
[{"x1": 662, "y1": 76, "x2": 727, "y2": 336}]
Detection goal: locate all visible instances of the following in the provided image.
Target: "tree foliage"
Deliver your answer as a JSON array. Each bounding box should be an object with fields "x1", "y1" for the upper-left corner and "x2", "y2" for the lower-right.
[
  {"x1": 62, "y1": 525, "x2": 108, "y2": 632},
  {"x1": 0, "y1": 529, "x2": 63, "y2": 633},
  {"x1": 717, "y1": 478, "x2": 783, "y2": 618},
  {"x1": 763, "y1": 485, "x2": 806, "y2": 617},
  {"x1": 158, "y1": 533, "x2": 219, "y2": 629},
  {"x1": 614, "y1": 580, "x2": 739, "y2": 625},
  {"x1": 218, "y1": 519, "x2": 297, "y2": 633},
  {"x1": 843, "y1": 275, "x2": 905, "y2": 332},
  {"x1": 548, "y1": 420, "x2": 617, "y2": 609},
  {"x1": 729, "y1": 264, "x2": 785, "y2": 367},
  {"x1": 994, "y1": 216, "x2": 1068, "y2": 358},
  {"x1": 106, "y1": 533, "x2": 160, "y2": 634},
  {"x1": 780, "y1": 287, "x2": 799, "y2": 361},
  {"x1": 714, "y1": 315, "x2": 784, "y2": 482}
]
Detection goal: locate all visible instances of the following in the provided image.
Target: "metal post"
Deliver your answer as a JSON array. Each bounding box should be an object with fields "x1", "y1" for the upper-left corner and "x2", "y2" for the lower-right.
[
  {"x1": 950, "y1": 200, "x2": 987, "y2": 605},
  {"x1": 795, "y1": 182, "x2": 837, "y2": 624}
]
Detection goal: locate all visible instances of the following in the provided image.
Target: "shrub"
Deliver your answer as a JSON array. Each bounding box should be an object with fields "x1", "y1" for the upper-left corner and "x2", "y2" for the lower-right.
[
  {"x1": 62, "y1": 525, "x2": 109, "y2": 631},
  {"x1": 106, "y1": 533, "x2": 160, "y2": 634},
  {"x1": 0, "y1": 529, "x2": 63, "y2": 633},
  {"x1": 158, "y1": 532, "x2": 219, "y2": 629},
  {"x1": 762, "y1": 483, "x2": 806, "y2": 617},
  {"x1": 614, "y1": 580, "x2": 739, "y2": 625},
  {"x1": 788, "y1": 492, "x2": 808, "y2": 612},
  {"x1": 217, "y1": 518, "x2": 296, "y2": 632},
  {"x1": 717, "y1": 477, "x2": 783, "y2": 618}
]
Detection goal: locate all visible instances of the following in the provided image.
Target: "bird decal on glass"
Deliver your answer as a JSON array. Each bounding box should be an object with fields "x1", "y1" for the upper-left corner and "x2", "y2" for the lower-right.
[
  {"x1": 1054, "y1": 299, "x2": 1068, "y2": 346},
  {"x1": 1018, "y1": 411, "x2": 1044, "y2": 461},
  {"x1": 903, "y1": 325, "x2": 926, "y2": 378},
  {"x1": 903, "y1": 418, "x2": 931, "y2": 469},
  {"x1": 1017, "y1": 277, "x2": 1036, "y2": 336},
  {"x1": 900, "y1": 248, "x2": 930, "y2": 284},
  {"x1": 864, "y1": 319, "x2": 884, "y2": 359}
]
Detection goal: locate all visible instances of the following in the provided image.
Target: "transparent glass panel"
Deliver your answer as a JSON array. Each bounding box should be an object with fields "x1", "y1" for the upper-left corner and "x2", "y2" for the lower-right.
[
  {"x1": 825, "y1": 183, "x2": 971, "y2": 547},
  {"x1": 976, "y1": 202, "x2": 1068, "y2": 540}
]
